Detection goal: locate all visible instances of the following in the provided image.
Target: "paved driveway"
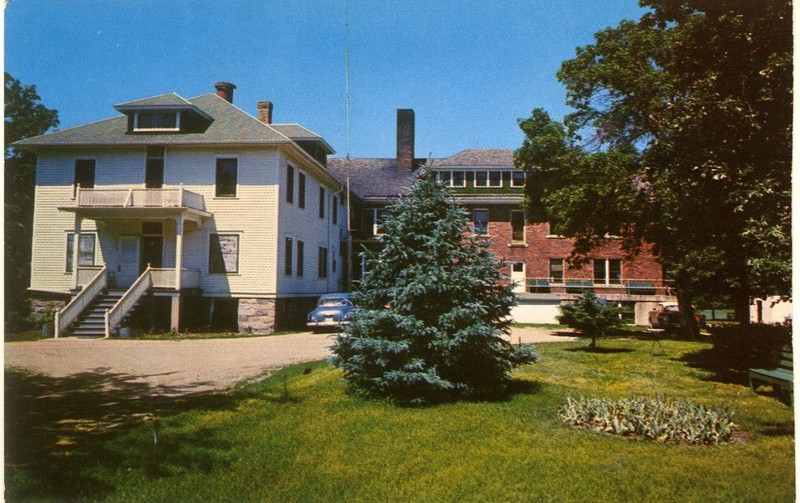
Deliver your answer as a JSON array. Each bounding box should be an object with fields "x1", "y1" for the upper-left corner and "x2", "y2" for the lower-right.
[{"x1": 5, "y1": 328, "x2": 577, "y2": 395}]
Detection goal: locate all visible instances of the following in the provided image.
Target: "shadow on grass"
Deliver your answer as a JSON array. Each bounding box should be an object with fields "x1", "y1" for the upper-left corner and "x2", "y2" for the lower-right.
[
  {"x1": 565, "y1": 347, "x2": 635, "y2": 354},
  {"x1": 4, "y1": 368, "x2": 247, "y2": 501}
]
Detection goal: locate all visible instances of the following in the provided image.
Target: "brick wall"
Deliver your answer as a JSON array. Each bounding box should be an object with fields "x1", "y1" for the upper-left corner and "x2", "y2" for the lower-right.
[{"x1": 466, "y1": 205, "x2": 663, "y2": 285}]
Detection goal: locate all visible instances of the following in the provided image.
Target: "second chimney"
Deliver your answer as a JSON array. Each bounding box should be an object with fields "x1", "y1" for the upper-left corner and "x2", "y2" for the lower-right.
[
  {"x1": 215, "y1": 81, "x2": 237, "y2": 103},
  {"x1": 396, "y1": 109, "x2": 415, "y2": 171},
  {"x1": 257, "y1": 101, "x2": 273, "y2": 124}
]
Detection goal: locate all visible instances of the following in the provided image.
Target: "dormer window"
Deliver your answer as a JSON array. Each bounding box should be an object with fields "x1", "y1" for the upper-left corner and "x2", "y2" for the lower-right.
[{"x1": 134, "y1": 111, "x2": 180, "y2": 132}]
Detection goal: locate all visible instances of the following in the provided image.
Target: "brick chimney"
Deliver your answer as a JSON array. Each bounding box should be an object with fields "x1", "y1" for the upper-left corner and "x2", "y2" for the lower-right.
[
  {"x1": 257, "y1": 101, "x2": 273, "y2": 124},
  {"x1": 396, "y1": 109, "x2": 415, "y2": 171},
  {"x1": 214, "y1": 82, "x2": 237, "y2": 103}
]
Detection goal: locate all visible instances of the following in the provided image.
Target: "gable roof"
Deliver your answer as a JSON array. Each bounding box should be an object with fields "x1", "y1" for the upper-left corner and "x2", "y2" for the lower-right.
[{"x1": 15, "y1": 93, "x2": 295, "y2": 148}]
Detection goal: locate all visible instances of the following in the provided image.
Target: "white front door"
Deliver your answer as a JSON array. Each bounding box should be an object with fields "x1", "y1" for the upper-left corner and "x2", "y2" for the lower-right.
[
  {"x1": 117, "y1": 236, "x2": 139, "y2": 287},
  {"x1": 511, "y1": 261, "x2": 526, "y2": 293}
]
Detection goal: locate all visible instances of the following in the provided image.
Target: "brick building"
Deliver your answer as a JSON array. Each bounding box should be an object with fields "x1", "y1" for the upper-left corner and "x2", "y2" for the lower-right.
[{"x1": 328, "y1": 110, "x2": 674, "y2": 325}]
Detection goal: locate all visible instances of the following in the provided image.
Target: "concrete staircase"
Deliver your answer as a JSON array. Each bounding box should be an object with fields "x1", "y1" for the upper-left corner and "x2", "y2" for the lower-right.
[{"x1": 65, "y1": 290, "x2": 135, "y2": 337}]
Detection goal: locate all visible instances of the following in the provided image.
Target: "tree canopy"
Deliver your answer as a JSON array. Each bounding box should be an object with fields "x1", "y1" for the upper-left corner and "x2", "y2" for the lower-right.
[
  {"x1": 515, "y1": 0, "x2": 791, "y2": 325},
  {"x1": 331, "y1": 170, "x2": 537, "y2": 405},
  {"x1": 5, "y1": 73, "x2": 59, "y2": 330}
]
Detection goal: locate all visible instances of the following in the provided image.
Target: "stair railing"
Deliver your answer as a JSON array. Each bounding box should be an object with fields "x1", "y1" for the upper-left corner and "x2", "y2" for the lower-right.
[
  {"x1": 55, "y1": 266, "x2": 108, "y2": 338},
  {"x1": 105, "y1": 266, "x2": 153, "y2": 338}
]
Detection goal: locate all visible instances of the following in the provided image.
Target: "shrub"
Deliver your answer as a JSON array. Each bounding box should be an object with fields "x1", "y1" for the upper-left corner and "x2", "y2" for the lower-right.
[
  {"x1": 709, "y1": 324, "x2": 792, "y2": 370},
  {"x1": 331, "y1": 169, "x2": 538, "y2": 405},
  {"x1": 559, "y1": 395, "x2": 737, "y2": 445},
  {"x1": 557, "y1": 291, "x2": 623, "y2": 348}
]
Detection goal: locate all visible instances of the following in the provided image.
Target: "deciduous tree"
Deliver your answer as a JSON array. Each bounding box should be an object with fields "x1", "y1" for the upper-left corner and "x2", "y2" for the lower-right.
[{"x1": 516, "y1": 0, "x2": 791, "y2": 329}]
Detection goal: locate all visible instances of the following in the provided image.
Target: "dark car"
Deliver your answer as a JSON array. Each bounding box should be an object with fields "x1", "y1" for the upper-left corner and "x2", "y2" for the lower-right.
[{"x1": 307, "y1": 293, "x2": 355, "y2": 330}]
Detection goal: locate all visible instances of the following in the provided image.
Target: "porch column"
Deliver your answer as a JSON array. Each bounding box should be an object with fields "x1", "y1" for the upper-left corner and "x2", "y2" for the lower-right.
[
  {"x1": 171, "y1": 216, "x2": 183, "y2": 334},
  {"x1": 175, "y1": 216, "x2": 184, "y2": 291},
  {"x1": 72, "y1": 215, "x2": 83, "y2": 290}
]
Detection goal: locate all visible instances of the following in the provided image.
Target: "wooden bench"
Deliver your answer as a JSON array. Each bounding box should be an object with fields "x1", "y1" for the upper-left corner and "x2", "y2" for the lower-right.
[{"x1": 749, "y1": 345, "x2": 793, "y2": 406}]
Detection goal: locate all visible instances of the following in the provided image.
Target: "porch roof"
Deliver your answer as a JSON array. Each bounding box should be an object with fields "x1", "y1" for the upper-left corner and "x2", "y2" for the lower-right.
[{"x1": 57, "y1": 206, "x2": 212, "y2": 225}]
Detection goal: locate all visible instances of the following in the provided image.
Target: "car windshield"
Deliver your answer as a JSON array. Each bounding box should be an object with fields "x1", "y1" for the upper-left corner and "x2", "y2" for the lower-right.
[{"x1": 319, "y1": 297, "x2": 348, "y2": 307}]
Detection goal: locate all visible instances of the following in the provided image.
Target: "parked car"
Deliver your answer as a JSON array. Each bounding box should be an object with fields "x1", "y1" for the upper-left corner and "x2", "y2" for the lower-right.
[
  {"x1": 307, "y1": 293, "x2": 356, "y2": 330},
  {"x1": 648, "y1": 303, "x2": 707, "y2": 330}
]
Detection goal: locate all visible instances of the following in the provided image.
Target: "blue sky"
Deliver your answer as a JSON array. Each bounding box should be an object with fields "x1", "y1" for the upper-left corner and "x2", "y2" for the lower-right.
[{"x1": 5, "y1": 0, "x2": 645, "y2": 159}]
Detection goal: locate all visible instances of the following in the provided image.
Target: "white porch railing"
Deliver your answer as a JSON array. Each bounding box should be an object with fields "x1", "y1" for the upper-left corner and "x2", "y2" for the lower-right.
[
  {"x1": 55, "y1": 266, "x2": 107, "y2": 338},
  {"x1": 105, "y1": 266, "x2": 152, "y2": 338},
  {"x1": 76, "y1": 187, "x2": 205, "y2": 211},
  {"x1": 150, "y1": 268, "x2": 176, "y2": 288},
  {"x1": 77, "y1": 266, "x2": 104, "y2": 286},
  {"x1": 149, "y1": 268, "x2": 200, "y2": 289}
]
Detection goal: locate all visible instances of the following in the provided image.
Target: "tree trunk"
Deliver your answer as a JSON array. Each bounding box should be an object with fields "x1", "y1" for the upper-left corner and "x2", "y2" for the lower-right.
[
  {"x1": 732, "y1": 288, "x2": 751, "y2": 326},
  {"x1": 675, "y1": 287, "x2": 699, "y2": 338}
]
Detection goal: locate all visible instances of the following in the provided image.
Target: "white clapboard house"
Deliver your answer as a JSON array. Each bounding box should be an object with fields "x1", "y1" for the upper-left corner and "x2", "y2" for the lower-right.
[{"x1": 16, "y1": 82, "x2": 348, "y2": 336}]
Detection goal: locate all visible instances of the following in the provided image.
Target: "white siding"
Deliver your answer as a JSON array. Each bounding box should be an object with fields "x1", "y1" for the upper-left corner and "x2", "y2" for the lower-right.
[
  {"x1": 30, "y1": 147, "x2": 283, "y2": 296},
  {"x1": 167, "y1": 147, "x2": 280, "y2": 296},
  {"x1": 276, "y1": 151, "x2": 347, "y2": 296},
  {"x1": 31, "y1": 152, "x2": 104, "y2": 292}
]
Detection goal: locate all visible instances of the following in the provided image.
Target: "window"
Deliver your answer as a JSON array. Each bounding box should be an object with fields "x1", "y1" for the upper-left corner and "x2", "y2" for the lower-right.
[
  {"x1": 215, "y1": 158, "x2": 237, "y2": 197},
  {"x1": 363, "y1": 208, "x2": 389, "y2": 236},
  {"x1": 209, "y1": 234, "x2": 239, "y2": 273},
  {"x1": 318, "y1": 246, "x2": 328, "y2": 278},
  {"x1": 510, "y1": 210, "x2": 525, "y2": 243},
  {"x1": 74, "y1": 159, "x2": 95, "y2": 195},
  {"x1": 549, "y1": 258, "x2": 564, "y2": 283},
  {"x1": 332, "y1": 196, "x2": 338, "y2": 225},
  {"x1": 66, "y1": 233, "x2": 96, "y2": 272},
  {"x1": 135, "y1": 111, "x2": 179, "y2": 131},
  {"x1": 284, "y1": 237, "x2": 293, "y2": 275},
  {"x1": 594, "y1": 259, "x2": 622, "y2": 285},
  {"x1": 473, "y1": 209, "x2": 489, "y2": 235},
  {"x1": 319, "y1": 187, "x2": 325, "y2": 219},
  {"x1": 145, "y1": 146, "x2": 164, "y2": 188},
  {"x1": 511, "y1": 171, "x2": 526, "y2": 187},
  {"x1": 298, "y1": 172, "x2": 306, "y2": 209},
  {"x1": 297, "y1": 240, "x2": 304, "y2": 277},
  {"x1": 286, "y1": 165, "x2": 295, "y2": 204},
  {"x1": 474, "y1": 171, "x2": 503, "y2": 188},
  {"x1": 437, "y1": 170, "x2": 467, "y2": 187}
]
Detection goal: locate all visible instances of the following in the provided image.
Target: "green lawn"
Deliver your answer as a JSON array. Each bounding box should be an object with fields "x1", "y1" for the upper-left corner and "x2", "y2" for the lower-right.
[{"x1": 5, "y1": 338, "x2": 794, "y2": 502}]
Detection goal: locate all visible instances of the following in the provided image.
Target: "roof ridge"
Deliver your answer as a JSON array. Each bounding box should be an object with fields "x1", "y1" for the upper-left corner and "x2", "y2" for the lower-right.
[
  {"x1": 114, "y1": 91, "x2": 190, "y2": 107},
  {"x1": 188, "y1": 93, "x2": 295, "y2": 142}
]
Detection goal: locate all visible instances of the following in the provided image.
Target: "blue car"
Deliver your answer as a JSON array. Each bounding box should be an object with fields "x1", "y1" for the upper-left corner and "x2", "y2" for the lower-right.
[{"x1": 307, "y1": 293, "x2": 355, "y2": 330}]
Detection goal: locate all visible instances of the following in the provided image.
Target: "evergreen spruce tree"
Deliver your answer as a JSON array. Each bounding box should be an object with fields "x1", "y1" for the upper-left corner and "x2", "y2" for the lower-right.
[
  {"x1": 556, "y1": 291, "x2": 623, "y2": 349},
  {"x1": 332, "y1": 170, "x2": 537, "y2": 405}
]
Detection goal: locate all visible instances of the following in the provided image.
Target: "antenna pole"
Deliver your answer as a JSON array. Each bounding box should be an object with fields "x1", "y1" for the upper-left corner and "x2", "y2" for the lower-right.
[{"x1": 344, "y1": 0, "x2": 353, "y2": 289}]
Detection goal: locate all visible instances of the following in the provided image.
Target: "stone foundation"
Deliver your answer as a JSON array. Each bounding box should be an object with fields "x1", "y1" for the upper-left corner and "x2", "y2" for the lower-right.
[
  {"x1": 237, "y1": 298, "x2": 277, "y2": 334},
  {"x1": 30, "y1": 299, "x2": 67, "y2": 323}
]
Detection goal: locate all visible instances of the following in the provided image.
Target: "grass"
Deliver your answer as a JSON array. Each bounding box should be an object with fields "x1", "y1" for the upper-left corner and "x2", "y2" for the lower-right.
[
  {"x1": 124, "y1": 329, "x2": 307, "y2": 340},
  {"x1": 4, "y1": 329, "x2": 46, "y2": 342},
  {"x1": 5, "y1": 338, "x2": 794, "y2": 502},
  {"x1": 5, "y1": 329, "x2": 310, "y2": 342}
]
